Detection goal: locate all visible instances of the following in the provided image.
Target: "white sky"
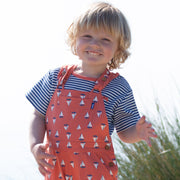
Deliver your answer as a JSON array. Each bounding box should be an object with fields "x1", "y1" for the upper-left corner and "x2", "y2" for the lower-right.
[{"x1": 0, "y1": 0, "x2": 180, "y2": 179}]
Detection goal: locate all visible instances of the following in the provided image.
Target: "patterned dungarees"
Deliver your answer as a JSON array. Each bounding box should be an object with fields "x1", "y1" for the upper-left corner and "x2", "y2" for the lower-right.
[{"x1": 45, "y1": 65, "x2": 119, "y2": 180}]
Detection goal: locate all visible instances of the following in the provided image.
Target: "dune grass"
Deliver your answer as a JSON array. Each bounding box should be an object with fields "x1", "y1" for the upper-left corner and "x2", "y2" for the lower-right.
[{"x1": 116, "y1": 102, "x2": 180, "y2": 180}]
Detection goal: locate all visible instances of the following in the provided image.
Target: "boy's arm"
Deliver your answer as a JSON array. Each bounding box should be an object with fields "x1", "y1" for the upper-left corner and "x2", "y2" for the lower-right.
[
  {"x1": 29, "y1": 109, "x2": 46, "y2": 151},
  {"x1": 118, "y1": 116, "x2": 157, "y2": 147},
  {"x1": 29, "y1": 109, "x2": 56, "y2": 176}
]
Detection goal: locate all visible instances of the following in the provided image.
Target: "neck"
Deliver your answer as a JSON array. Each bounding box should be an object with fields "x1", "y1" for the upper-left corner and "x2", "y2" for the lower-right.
[{"x1": 75, "y1": 63, "x2": 107, "y2": 79}]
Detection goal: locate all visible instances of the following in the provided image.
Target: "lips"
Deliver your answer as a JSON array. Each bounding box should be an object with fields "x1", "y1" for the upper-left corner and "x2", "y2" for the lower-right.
[{"x1": 86, "y1": 50, "x2": 102, "y2": 56}]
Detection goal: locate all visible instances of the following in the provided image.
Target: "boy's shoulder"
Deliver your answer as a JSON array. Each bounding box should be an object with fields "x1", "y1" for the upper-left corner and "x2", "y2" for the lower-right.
[
  {"x1": 48, "y1": 64, "x2": 75, "y2": 79},
  {"x1": 110, "y1": 73, "x2": 132, "y2": 92},
  {"x1": 104, "y1": 73, "x2": 133, "y2": 100},
  {"x1": 49, "y1": 67, "x2": 61, "y2": 76},
  {"x1": 46, "y1": 67, "x2": 61, "y2": 82}
]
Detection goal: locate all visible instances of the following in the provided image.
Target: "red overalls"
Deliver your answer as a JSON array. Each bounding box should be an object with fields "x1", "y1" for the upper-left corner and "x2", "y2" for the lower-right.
[{"x1": 45, "y1": 65, "x2": 119, "y2": 180}]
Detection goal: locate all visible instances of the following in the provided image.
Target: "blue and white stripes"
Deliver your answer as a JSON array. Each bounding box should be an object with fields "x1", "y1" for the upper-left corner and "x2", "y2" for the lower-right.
[
  {"x1": 26, "y1": 67, "x2": 140, "y2": 135},
  {"x1": 65, "y1": 75, "x2": 95, "y2": 92}
]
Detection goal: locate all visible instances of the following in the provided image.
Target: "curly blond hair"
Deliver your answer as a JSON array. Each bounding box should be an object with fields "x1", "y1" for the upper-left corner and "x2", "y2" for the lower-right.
[{"x1": 67, "y1": 2, "x2": 131, "y2": 70}]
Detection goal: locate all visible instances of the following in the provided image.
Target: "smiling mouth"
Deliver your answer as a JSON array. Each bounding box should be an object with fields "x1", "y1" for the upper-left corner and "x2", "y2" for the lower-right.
[{"x1": 86, "y1": 51, "x2": 102, "y2": 56}]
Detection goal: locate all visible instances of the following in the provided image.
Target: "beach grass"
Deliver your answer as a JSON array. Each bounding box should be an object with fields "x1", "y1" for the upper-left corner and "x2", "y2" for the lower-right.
[{"x1": 116, "y1": 101, "x2": 180, "y2": 180}]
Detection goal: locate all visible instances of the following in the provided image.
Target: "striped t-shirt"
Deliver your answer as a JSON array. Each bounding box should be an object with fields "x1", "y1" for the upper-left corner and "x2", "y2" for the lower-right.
[{"x1": 26, "y1": 67, "x2": 140, "y2": 135}]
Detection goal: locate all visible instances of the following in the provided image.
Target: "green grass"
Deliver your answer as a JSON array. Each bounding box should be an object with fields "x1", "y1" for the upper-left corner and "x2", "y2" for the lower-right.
[{"x1": 115, "y1": 102, "x2": 180, "y2": 180}]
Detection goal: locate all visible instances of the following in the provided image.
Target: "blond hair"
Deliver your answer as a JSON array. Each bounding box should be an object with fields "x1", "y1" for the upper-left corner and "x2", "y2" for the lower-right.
[{"x1": 67, "y1": 2, "x2": 131, "y2": 70}]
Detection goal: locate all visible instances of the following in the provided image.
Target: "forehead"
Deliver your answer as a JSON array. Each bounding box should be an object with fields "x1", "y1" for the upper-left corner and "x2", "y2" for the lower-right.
[
  {"x1": 80, "y1": 27, "x2": 108, "y2": 35},
  {"x1": 78, "y1": 26, "x2": 118, "y2": 39}
]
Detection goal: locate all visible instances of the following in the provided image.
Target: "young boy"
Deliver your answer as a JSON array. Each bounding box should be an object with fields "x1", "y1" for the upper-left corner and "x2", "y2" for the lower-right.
[{"x1": 27, "y1": 2, "x2": 157, "y2": 179}]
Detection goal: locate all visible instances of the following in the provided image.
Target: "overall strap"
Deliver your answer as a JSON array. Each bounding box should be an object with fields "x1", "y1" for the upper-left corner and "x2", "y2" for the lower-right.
[
  {"x1": 92, "y1": 69, "x2": 119, "y2": 93},
  {"x1": 57, "y1": 65, "x2": 77, "y2": 88}
]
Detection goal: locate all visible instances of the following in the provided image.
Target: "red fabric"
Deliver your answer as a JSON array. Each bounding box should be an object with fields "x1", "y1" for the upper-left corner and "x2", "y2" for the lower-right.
[{"x1": 45, "y1": 65, "x2": 118, "y2": 180}]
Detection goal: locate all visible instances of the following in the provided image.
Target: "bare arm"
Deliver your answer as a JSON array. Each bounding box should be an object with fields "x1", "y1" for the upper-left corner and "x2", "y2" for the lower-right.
[
  {"x1": 29, "y1": 109, "x2": 46, "y2": 152},
  {"x1": 29, "y1": 109, "x2": 56, "y2": 176},
  {"x1": 118, "y1": 116, "x2": 157, "y2": 146}
]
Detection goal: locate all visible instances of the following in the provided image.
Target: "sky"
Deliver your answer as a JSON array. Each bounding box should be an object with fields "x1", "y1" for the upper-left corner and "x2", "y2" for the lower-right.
[{"x1": 0, "y1": 0, "x2": 180, "y2": 179}]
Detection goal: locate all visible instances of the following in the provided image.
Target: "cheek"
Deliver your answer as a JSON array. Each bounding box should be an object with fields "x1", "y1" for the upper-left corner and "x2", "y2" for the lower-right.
[
  {"x1": 76, "y1": 40, "x2": 84, "y2": 51},
  {"x1": 105, "y1": 46, "x2": 116, "y2": 57},
  {"x1": 75, "y1": 41, "x2": 85, "y2": 58},
  {"x1": 75, "y1": 41, "x2": 81, "y2": 55},
  {"x1": 111, "y1": 45, "x2": 118, "y2": 57}
]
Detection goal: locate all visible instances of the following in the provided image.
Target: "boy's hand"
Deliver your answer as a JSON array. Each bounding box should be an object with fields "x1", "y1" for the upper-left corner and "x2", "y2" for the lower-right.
[
  {"x1": 31, "y1": 143, "x2": 57, "y2": 176},
  {"x1": 136, "y1": 116, "x2": 157, "y2": 147}
]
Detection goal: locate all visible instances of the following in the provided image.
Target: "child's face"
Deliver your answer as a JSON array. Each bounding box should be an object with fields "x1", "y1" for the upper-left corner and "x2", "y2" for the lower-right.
[{"x1": 75, "y1": 28, "x2": 118, "y2": 69}]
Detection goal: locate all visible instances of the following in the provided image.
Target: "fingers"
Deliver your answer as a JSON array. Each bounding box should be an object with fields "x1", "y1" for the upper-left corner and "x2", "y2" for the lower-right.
[
  {"x1": 32, "y1": 143, "x2": 57, "y2": 176},
  {"x1": 39, "y1": 158, "x2": 55, "y2": 170},
  {"x1": 138, "y1": 116, "x2": 152, "y2": 127},
  {"x1": 39, "y1": 151, "x2": 57, "y2": 160},
  {"x1": 147, "y1": 125, "x2": 158, "y2": 137},
  {"x1": 37, "y1": 154, "x2": 56, "y2": 176},
  {"x1": 37, "y1": 150, "x2": 56, "y2": 173},
  {"x1": 145, "y1": 137, "x2": 152, "y2": 147},
  {"x1": 148, "y1": 131, "x2": 158, "y2": 138},
  {"x1": 137, "y1": 116, "x2": 158, "y2": 147},
  {"x1": 138, "y1": 116, "x2": 146, "y2": 125},
  {"x1": 33, "y1": 143, "x2": 56, "y2": 160},
  {"x1": 138, "y1": 116, "x2": 152, "y2": 129},
  {"x1": 147, "y1": 122, "x2": 152, "y2": 128},
  {"x1": 144, "y1": 129, "x2": 157, "y2": 147},
  {"x1": 38, "y1": 164, "x2": 52, "y2": 176}
]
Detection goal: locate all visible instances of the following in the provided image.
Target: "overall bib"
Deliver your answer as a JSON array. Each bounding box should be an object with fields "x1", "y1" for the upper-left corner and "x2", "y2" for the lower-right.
[{"x1": 45, "y1": 65, "x2": 119, "y2": 180}]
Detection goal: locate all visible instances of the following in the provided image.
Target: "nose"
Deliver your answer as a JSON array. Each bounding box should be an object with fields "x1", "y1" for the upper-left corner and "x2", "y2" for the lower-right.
[{"x1": 89, "y1": 38, "x2": 101, "y2": 47}]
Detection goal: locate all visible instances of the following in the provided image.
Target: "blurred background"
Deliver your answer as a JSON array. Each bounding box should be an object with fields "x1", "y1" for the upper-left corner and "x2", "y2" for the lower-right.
[{"x1": 0, "y1": 0, "x2": 180, "y2": 179}]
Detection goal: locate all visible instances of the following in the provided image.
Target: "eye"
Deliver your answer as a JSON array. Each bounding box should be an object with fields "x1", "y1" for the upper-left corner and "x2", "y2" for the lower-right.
[
  {"x1": 102, "y1": 38, "x2": 111, "y2": 42},
  {"x1": 82, "y1": 34, "x2": 92, "y2": 38}
]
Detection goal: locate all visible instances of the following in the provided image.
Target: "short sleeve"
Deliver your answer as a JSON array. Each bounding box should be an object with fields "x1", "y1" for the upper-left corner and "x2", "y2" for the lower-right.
[
  {"x1": 113, "y1": 90, "x2": 140, "y2": 133},
  {"x1": 26, "y1": 69, "x2": 59, "y2": 116}
]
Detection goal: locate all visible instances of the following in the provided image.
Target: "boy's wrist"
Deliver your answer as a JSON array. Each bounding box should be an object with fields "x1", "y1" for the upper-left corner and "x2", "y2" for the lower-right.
[
  {"x1": 30, "y1": 143, "x2": 37, "y2": 153},
  {"x1": 30, "y1": 142, "x2": 42, "y2": 153}
]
